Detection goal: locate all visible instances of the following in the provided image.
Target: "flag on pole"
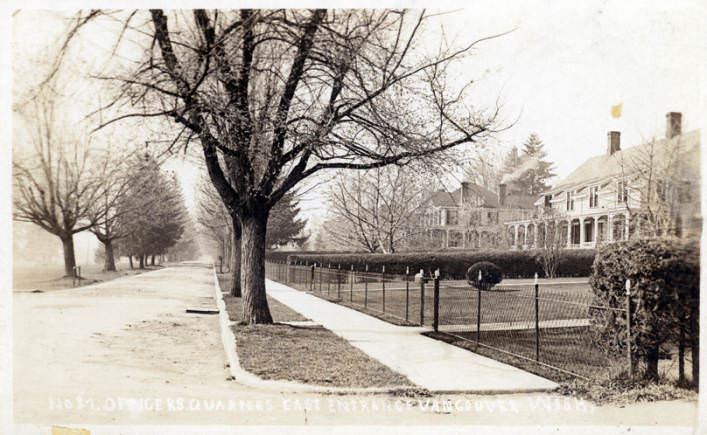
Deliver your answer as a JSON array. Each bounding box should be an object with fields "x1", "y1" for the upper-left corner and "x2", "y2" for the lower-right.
[{"x1": 611, "y1": 103, "x2": 623, "y2": 118}]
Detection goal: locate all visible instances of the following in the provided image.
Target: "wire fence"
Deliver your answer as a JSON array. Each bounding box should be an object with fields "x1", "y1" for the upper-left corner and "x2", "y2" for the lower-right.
[
  {"x1": 264, "y1": 260, "x2": 631, "y2": 380},
  {"x1": 433, "y1": 280, "x2": 629, "y2": 380},
  {"x1": 265, "y1": 261, "x2": 432, "y2": 325}
]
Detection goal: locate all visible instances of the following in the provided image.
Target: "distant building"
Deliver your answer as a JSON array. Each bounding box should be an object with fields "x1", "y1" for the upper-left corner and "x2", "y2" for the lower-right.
[
  {"x1": 407, "y1": 165, "x2": 537, "y2": 249},
  {"x1": 505, "y1": 112, "x2": 701, "y2": 249}
]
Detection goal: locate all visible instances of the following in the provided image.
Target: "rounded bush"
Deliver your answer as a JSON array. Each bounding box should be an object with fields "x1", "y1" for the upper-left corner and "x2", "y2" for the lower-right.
[{"x1": 466, "y1": 261, "x2": 502, "y2": 289}]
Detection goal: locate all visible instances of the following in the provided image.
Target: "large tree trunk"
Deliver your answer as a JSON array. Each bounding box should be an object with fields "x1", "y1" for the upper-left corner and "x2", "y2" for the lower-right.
[
  {"x1": 103, "y1": 239, "x2": 117, "y2": 272},
  {"x1": 60, "y1": 234, "x2": 77, "y2": 277},
  {"x1": 139, "y1": 254, "x2": 145, "y2": 269},
  {"x1": 240, "y1": 209, "x2": 272, "y2": 324},
  {"x1": 230, "y1": 215, "x2": 242, "y2": 297},
  {"x1": 691, "y1": 302, "x2": 699, "y2": 388},
  {"x1": 129, "y1": 254, "x2": 134, "y2": 269},
  {"x1": 150, "y1": 254, "x2": 155, "y2": 266}
]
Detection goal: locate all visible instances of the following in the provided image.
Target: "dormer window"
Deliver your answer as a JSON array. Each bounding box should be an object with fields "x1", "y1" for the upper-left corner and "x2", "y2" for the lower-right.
[
  {"x1": 566, "y1": 191, "x2": 574, "y2": 211},
  {"x1": 589, "y1": 186, "x2": 599, "y2": 208}
]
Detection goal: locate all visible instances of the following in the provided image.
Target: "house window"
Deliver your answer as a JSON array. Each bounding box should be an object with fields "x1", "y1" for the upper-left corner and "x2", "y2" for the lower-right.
[
  {"x1": 617, "y1": 180, "x2": 628, "y2": 203},
  {"x1": 544, "y1": 195, "x2": 552, "y2": 207},
  {"x1": 589, "y1": 186, "x2": 599, "y2": 208},
  {"x1": 487, "y1": 211, "x2": 498, "y2": 224},
  {"x1": 566, "y1": 192, "x2": 574, "y2": 211},
  {"x1": 447, "y1": 209, "x2": 459, "y2": 226}
]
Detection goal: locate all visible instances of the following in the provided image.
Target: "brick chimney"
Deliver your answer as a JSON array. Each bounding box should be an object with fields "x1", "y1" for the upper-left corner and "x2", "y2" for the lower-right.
[
  {"x1": 607, "y1": 131, "x2": 620, "y2": 155},
  {"x1": 498, "y1": 183, "x2": 507, "y2": 207},
  {"x1": 666, "y1": 112, "x2": 682, "y2": 139}
]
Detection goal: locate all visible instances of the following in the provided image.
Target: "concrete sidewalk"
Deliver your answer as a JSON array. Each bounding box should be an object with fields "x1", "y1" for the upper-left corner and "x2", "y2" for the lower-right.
[{"x1": 265, "y1": 279, "x2": 557, "y2": 393}]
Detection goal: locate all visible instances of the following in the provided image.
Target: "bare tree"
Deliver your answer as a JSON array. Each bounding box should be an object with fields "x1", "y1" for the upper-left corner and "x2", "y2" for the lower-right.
[
  {"x1": 87, "y1": 150, "x2": 140, "y2": 271},
  {"x1": 62, "y1": 9, "x2": 507, "y2": 323},
  {"x1": 536, "y1": 220, "x2": 563, "y2": 279},
  {"x1": 326, "y1": 166, "x2": 426, "y2": 253},
  {"x1": 195, "y1": 171, "x2": 240, "y2": 294},
  {"x1": 618, "y1": 135, "x2": 699, "y2": 239},
  {"x1": 463, "y1": 147, "x2": 504, "y2": 191},
  {"x1": 12, "y1": 86, "x2": 106, "y2": 276}
]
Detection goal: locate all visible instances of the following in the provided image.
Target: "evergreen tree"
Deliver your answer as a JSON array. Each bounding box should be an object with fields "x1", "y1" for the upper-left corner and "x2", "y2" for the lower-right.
[
  {"x1": 518, "y1": 133, "x2": 556, "y2": 195},
  {"x1": 266, "y1": 190, "x2": 308, "y2": 249},
  {"x1": 116, "y1": 156, "x2": 187, "y2": 268}
]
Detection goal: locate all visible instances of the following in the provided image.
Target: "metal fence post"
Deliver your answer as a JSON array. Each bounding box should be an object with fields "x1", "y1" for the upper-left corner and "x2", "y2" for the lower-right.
[
  {"x1": 476, "y1": 270, "x2": 482, "y2": 349},
  {"x1": 310, "y1": 263, "x2": 315, "y2": 291},
  {"x1": 337, "y1": 264, "x2": 341, "y2": 296},
  {"x1": 405, "y1": 266, "x2": 410, "y2": 322},
  {"x1": 626, "y1": 279, "x2": 633, "y2": 378},
  {"x1": 382, "y1": 265, "x2": 386, "y2": 313},
  {"x1": 534, "y1": 273, "x2": 540, "y2": 362},
  {"x1": 419, "y1": 269, "x2": 425, "y2": 326},
  {"x1": 433, "y1": 269, "x2": 440, "y2": 333},
  {"x1": 364, "y1": 264, "x2": 369, "y2": 308}
]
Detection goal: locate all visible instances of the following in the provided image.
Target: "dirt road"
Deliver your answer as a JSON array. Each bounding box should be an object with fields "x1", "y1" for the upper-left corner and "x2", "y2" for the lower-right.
[{"x1": 10, "y1": 264, "x2": 699, "y2": 432}]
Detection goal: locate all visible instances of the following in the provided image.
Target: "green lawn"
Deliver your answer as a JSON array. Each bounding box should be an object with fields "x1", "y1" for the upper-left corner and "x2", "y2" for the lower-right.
[{"x1": 279, "y1": 267, "x2": 595, "y2": 328}]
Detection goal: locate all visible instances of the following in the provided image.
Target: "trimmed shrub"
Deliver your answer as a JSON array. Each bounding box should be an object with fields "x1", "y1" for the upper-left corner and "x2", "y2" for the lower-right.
[
  {"x1": 265, "y1": 250, "x2": 358, "y2": 263},
  {"x1": 284, "y1": 248, "x2": 596, "y2": 279},
  {"x1": 589, "y1": 239, "x2": 699, "y2": 382},
  {"x1": 466, "y1": 262, "x2": 502, "y2": 289}
]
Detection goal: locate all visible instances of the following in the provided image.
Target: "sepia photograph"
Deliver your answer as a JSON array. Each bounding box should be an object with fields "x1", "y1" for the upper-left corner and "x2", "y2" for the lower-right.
[{"x1": 2, "y1": 1, "x2": 705, "y2": 434}]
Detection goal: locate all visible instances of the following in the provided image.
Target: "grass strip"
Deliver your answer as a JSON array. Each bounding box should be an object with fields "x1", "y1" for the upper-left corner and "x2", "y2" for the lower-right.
[{"x1": 217, "y1": 273, "x2": 415, "y2": 388}]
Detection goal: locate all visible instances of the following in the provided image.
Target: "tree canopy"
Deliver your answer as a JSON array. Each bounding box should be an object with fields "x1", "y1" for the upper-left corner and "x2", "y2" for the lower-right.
[{"x1": 57, "y1": 8, "x2": 508, "y2": 323}]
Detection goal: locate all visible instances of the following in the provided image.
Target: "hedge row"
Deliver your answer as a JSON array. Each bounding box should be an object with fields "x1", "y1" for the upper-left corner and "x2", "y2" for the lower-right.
[
  {"x1": 278, "y1": 249, "x2": 597, "y2": 279},
  {"x1": 264, "y1": 250, "x2": 359, "y2": 263}
]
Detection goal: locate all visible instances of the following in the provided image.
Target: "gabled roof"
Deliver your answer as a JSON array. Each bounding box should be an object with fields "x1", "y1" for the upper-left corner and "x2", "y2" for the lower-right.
[
  {"x1": 428, "y1": 189, "x2": 458, "y2": 207},
  {"x1": 462, "y1": 183, "x2": 501, "y2": 208},
  {"x1": 426, "y1": 183, "x2": 500, "y2": 208},
  {"x1": 549, "y1": 130, "x2": 701, "y2": 194}
]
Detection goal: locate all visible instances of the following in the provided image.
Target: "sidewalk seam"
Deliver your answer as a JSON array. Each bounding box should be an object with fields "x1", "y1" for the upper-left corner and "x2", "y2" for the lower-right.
[{"x1": 211, "y1": 267, "x2": 421, "y2": 395}]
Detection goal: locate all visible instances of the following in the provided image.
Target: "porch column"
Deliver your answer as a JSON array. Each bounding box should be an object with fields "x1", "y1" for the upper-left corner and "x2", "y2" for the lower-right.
[
  {"x1": 533, "y1": 224, "x2": 538, "y2": 248},
  {"x1": 514, "y1": 225, "x2": 519, "y2": 248},
  {"x1": 579, "y1": 218, "x2": 585, "y2": 246},
  {"x1": 566, "y1": 219, "x2": 571, "y2": 248},
  {"x1": 523, "y1": 223, "x2": 529, "y2": 247},
  {"x1": 608, "y1": 215, "x2": 613, "y2": 242},
  {"x1": 593, "y1": 218, "x2": 599, "y2": 244}
]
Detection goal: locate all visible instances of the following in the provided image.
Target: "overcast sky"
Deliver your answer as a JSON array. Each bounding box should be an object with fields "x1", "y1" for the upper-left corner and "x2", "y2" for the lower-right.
[{"x1": 5, "y1": 1, "x2": 706, "y2": 259}]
